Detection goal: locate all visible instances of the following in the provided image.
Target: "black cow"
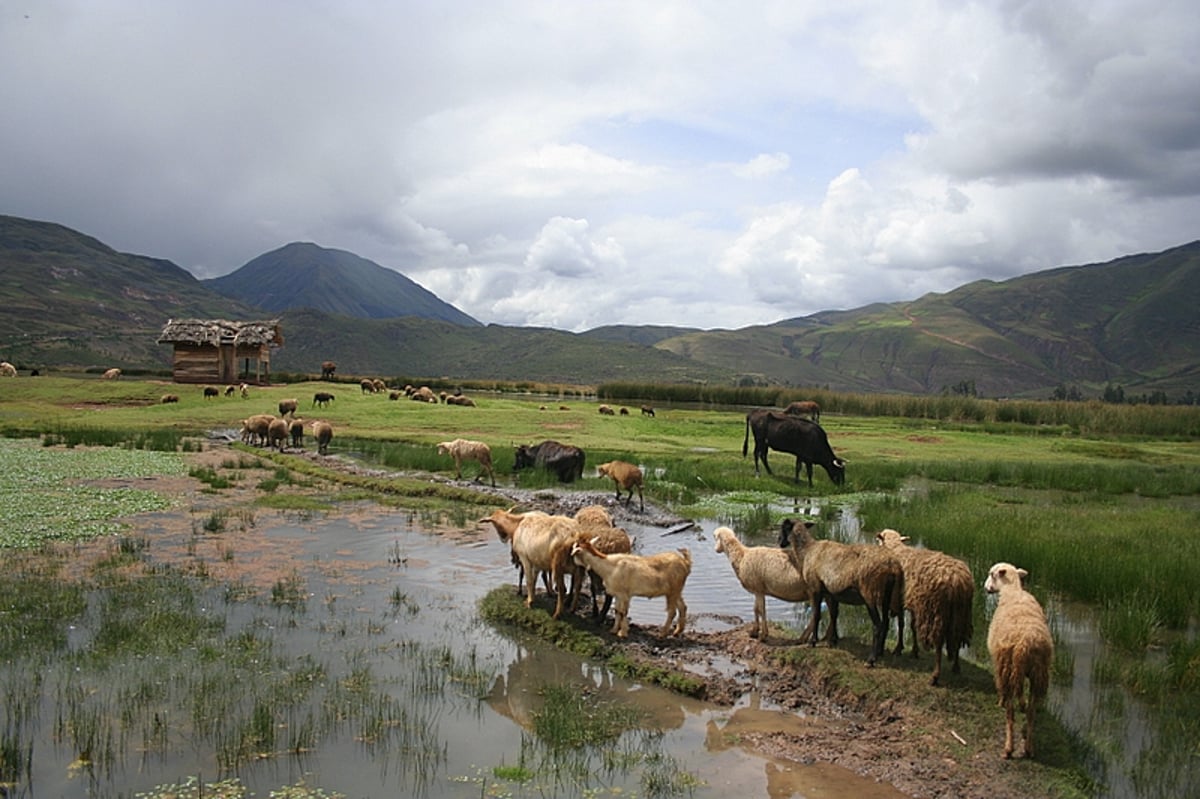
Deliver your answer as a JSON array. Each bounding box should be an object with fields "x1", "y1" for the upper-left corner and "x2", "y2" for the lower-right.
[
  {"x1": 513, "y1": 440, "x2": 586, "y2": 483},
  {"x1": 743, "y1": 409, "x2": 845, "y2": 486}
]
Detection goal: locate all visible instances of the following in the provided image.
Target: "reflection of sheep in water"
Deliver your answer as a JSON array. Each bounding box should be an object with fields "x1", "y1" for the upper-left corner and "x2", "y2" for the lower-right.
[
  {"x1": 714, "y1": 526, "x2": 812, "y2": 642},
  {"x1": 876, "y1": 528, "x2": 974, "y2": 686},
  {"x1": 985, "y1": 562, "x2": 1053, "y2": 760}
]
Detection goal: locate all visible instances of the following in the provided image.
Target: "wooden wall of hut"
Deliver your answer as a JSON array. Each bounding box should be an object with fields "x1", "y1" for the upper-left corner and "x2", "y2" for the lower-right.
[{"x1": 170, "y1": 344, "x2": 271, "y2": 385}]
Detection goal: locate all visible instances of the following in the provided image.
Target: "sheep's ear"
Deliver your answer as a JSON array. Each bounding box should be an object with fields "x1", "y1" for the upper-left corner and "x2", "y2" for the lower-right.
[
  {"x1": 589, "y1": 536, "x2": 600, "y2": 546},
  {"x1": 900, "y1": 535, "x2": 911, "y2": 543},
  {"x1": 1018, "y1": 567, "x2": 1029, "y2": 581}
]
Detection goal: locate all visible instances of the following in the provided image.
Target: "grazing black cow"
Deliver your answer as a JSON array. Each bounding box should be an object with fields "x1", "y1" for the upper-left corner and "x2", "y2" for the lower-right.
[
  {"x1": 743, "y1": 409, "x2": 846, "y2": 486},
  {"x1": 513, "y1": 440, "x2": 586, "y2": 483}
]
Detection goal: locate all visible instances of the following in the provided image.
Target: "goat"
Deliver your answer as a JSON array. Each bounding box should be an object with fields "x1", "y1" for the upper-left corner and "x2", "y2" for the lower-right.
[
  {"x1": 569, "y1": 538, "x2": 691, "y2": 638},
  {"x1": 596, "y1": 460, "x2": 644, "y2": 512}
]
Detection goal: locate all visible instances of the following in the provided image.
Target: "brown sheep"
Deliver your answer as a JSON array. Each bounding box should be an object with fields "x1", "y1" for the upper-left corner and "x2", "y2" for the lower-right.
[
  {"x1": 278, "y1": 398, "x2": 299, "y2": 418},
  {"x1": 240, "y1": 414, "x2": 274, "y2": 446},
  {"x1": 598, "y1": 404, "x2": 616, "y2": 416},
  {"x1": 160, "y1": 394, "x2": 179, "y2": 404},
  {"x1": 288, "y1": 418, "x2": 305, "y2": 449},
  {"x1": 372, "y1": 378, "x2": 386, "y2": 393},
  {"x1": 360, "y1": 379, "x2": 375, "y2": 394},
  {"x1": 266, "y1": 417, "x2": 289, "y2": 451},
  {"x1": 640, "y1": 405, "x2": 655, "y2": 417},
  {"x1": 876, "y1": 529, "x2": 974, "y2": 685},
  {"x1": 320, "y1": 360, "x2": 336, "y2": 380},
  {"x1": 619, "y1": 407, "x2": 629, "y2": 415},
  {"x1": 985, "y1": 562, "x2": 1053, "y2": 759},
  {"x1": 597, "y1": 460, "x2": 644, "y2": 512},
  {"x1": 436, "y1": 438, "x2": 496, "y2": 487},
  {"x1": 548, "y1": 506, "x2": 632, "y2": 620},
  {"x1": 312, "y1": 391, "x2": 335, "y2": 407},
  {"x1": 311, "y1": 420, "x2": 333, "y2": 455}
]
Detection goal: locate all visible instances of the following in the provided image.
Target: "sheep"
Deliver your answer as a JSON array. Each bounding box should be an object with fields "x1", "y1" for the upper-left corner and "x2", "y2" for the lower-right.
[
  {"x1": 267, "y1": 417, "x2": 289, "y2": 451},
  {"x1": 779, "y1": 518, "x2": 903, "y2": 666},
  {"x1": 436, "y1": 438, "x2": 496, "y2": 487},
  {"x1": 549, "y1": 507, "x2": 632, "y2": 620},
  {"x1": 619, "y1": 407, "x2": 629, "y2": 415},
  {"x1": 713, "y1": 526, "x2": 813, "y2": 642},
  {"x1": 389, "y1": 390, "x2": 402, "y2": 400},
  {"x1": 411, "y1": 386, "x2": 437, "y2": 403},
  {"x1": 569, "y1": 538, "x2": 691, "y2": 638},
  {"x1": 311, "y1": 420, "x2": 333, "y2": 455},
  {"x1": 241, "y1": 413, "x2": 274, "y2": 446},
  {"x1": 101, "y1": 367, "x2": 121, "y2": 379},
  {"x1": 288, "y1": 417, "x2": 305, "y2": 449},
  {"x1": 0, "y1": 361, "x2": 17, "y2": 377},
  {"x1": 372, "y1": 378, "x2": 386, "y2": 393},
  {"x1": 875, "y1": 528, "x2": 974, "y2": 685},
  {"x1": 640, "y1": 405, "x2": 655, "y2": 417},
  {"x1": 320, "y1": 360, "x2": 336, "y2": 380},
  {"x1": 312, "y1": 391, "x2": 334, "y2": 407},
  {"x1": 447, "y1": 395, "x2": 477, "y2": 407},
  {"x1": 278, "y1": 398, "x2": 299, "y2": 418},
  {"x1": 985, "y1": 562, "x2": 1053, "y2": 759},
  {"x1": 160, "y1": 394, "x2": 179, "y2": 404},
  {"x1": 224, "y1": 385, "x2": 236, "y2": 397},
  {"x1": 598, "y1": 404, "x2": 616, "y2": 416},
  {"x1": 360, "y1": 378, "x2": 375, "y2": 394},
  {"x1": 784, "y1": 400, "x2": 821, "y2": 423},
  {"x1": 203, "y1": 385, "x2": 220, "y2": 399},
  {"x1": 239, "y1": 383, "x2": 249, "y2": 399},
  {"x1": 596, "y1": 460, "x2": 644, "y2": 512}
]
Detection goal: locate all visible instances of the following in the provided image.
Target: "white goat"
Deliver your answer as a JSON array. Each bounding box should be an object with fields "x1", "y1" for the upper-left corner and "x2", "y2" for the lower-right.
[
  {"x1": 876, "y1": 528, "x2": 975, "y2": 685},
  {"x1": 479, "y1": 508, "x2": 552, "y2": 596},
  {"x1": 436, "y1": 438, "x2": 496, "y2": 486},
  {"x1": 597, "y1": 460, "x2": 644, "y2": 512},
  {"x1": 985, "y1": 562, "x2": 1053, "y2": 759},
  {"x1": 569, "y1": 538, "x2": 691, "y2": 638},
  {"x1": 713, "y1": 526, "x2": 812, "y2": 641},
  {"x1": 511, "y1": 513, "x2": 580, "y2": 609}
]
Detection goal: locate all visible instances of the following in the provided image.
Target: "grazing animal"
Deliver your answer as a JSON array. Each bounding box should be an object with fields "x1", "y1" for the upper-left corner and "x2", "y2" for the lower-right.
[
  {"x1": 239, "y1": 383, "x2": 249, "y2": 398},
  {"x1": 714, "y1": 526, "x2": 813, "y2": 641},
  {"x1": 203, "y1": 385, "x2": 220, "y2": 399},
  {"x1": 513, "y1": 440, "x2": 585, "y2": 483},
  {"x1": 278, "y1": 398, "x2": 299, "y2": 418},
  {"x1": 619, "y1": 407, "x2": 629, "y2": 415},
  {"x1": 0, "y1": 361, "x2": 17, "y2": 377},
  {"x1": 784, "y1": 400, "x2": 821, "y2": 423},
  {"x1": 288, "y1": 418, "x2": 305, "y2": 449},
  {"x1": 876, "y1": 529, "x2": 975, "y2": 685},
  {"x1": 312, "y1": 391, "x2": 334, "y2": 407},
  {"x1": 388, "y1": 390, "x2": 402, "y2": 400},
  {"x1": 985, "y1": 562, "x2": 1053, "y2": 759},
  {"x1": 436, "y1": 438, "x2": 497, "y2": 487},
  {"x1": 598, "y1": 404, "x2": 616, "y2": 416},
  {"x1": 224, "y1": 385, "x2": 236, "y2": 397},
  {"x1": 479, "y1": 508, "x2": 552, "y2": 596},
  {"x1": 320, "y1": 360, "x2": 336, "y2": 380},
  {"x1": 743, "y1": 409, "x2": 846, "y2": 486},
  {"x1": 779, "y1": 518, "x2": 902, "y2": 666},
  {"x1": 372, "y1": 378, "x2": 386, "y2": 393},
  {"x1": 101, "y1": 367, "x2": 121, "y2": 379},
  {"x1": 160, "y1": 394, "x2": 179, "y2": 404},
  {"x1": 411, "y1": 386, "x2": 438, "y2": 403},
  {"x1": 266, "y1": 417, "x2": 289, "y2": 451},
  {"x1": 312, "y1": 421, "x2": 333, "y2": 455},
  {"x1": 360, "y1": 378, "x2": 376, "y2": 394},
  {"x1": 596, "y1": 460, "x2": 645, "y2": 512},
  {"x1": 446, "y1": 395, "x2": 477, "y2": 407},
  {"x1": 570, "y1": 538, "x2": 692, "y2": 638},
  {"x1": 640, "y1": 405, "x2": 655, "y2": 417},
  {"x1": 241, "y1": 414, "x2": 274, "y2": 446}
]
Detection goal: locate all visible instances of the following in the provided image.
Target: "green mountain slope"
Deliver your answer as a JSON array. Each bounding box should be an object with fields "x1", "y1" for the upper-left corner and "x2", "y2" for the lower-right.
[{"x1": 205, "y1": 242, "x2": 480, "y2": 326}]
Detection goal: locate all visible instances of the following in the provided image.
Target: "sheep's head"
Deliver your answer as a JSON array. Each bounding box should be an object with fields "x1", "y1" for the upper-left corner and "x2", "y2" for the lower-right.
[
  {"x1": 713, "y1": 526, "x2": 735, "y2": 553},
  {"x1": 984, "y1": 562, "x2": 1029, "y2": 594},
  {"x1": 778, "y1": 518, "x2": 815, "y2": 549},
  {"x1": 875, "y1": 529, "x2": 910, "y2": 549}
]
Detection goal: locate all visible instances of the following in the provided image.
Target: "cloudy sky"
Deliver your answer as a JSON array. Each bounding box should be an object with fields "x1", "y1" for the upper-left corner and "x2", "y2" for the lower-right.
[{"x1": 2, "y1": 1, "x2": 1198, "y2": 331}]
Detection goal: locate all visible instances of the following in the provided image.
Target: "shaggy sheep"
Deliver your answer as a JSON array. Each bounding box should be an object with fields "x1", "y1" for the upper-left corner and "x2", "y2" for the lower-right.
[
  {"x1": 312, "y1": 391, "x2": 334, "y2": 408},
  {"x1": 784, "y1": 400, "x2": 821, "y2": 423},
  {"x1": 640, "y1": 405, "x2": 655, "y2": 417},
  {"x1": 619, "y1": 407, "x2": 629, "y2": 415},
  {"x1": 101, "y1": 367, "x2": 121, "y2": 379},
  {"x1": 241, "y1": 413, "x2": 274, "y2": 446},
  {"x1": 160, "y1": 394, "x2": 179, "y2": 404},
  {"x1": 411, "y1": 386, "x2": 437, "y2": 403},
  {"x1": 0, "y1": 361, "x2": 17, "y2": 377},
  {"x1": 389, "y1": 390, "x2": 402, "y2": 400},
  {"x1": 203, "y1": 385, "x2": 220, "y2": 399},
  {"x1": 446, "y1": 395, "x2": 477, "y2": 407},
  {"x1": 360, "y1": 379, "x2": 375, "y2": 394},
  {"x1": 570, "y1": 538, "x2": 691, "y2": 638},
  {"x1": 876, "y1": 528, "x2": 974, "y2": 685},
  {"x1": 714, "y1": 526, "x2": 813, "y2": 641},
  {"x1": 596, "y1": 460, "x2": 645, "y2": 512},
  {"x1": 985, "y1": 562, "x2": 1053, "y2": 759},
  {"x1": 779, "y1": 518, "x2": 903, "y2": 666},
  {"x1": 573, "y1": 504, "x2": 613, "y2": 528},
  {"x1": 288, "y1": 418, "x2": 305, "y2": 449},
  {"x1": 267, "y1": 417, "x2": 289, "y2": 451},
  {"x1": 598, "y1": 404, "x2": 616, "y2": 416},
  {"x1": 436, "y1": 438, "x2": 496, "y2": 487},
  {"x1": 311, "y1": 420, "x2": 333, "y2": 455},
  {"x1": 278, "y1": 398, "x2": 299, "y2": 418}
]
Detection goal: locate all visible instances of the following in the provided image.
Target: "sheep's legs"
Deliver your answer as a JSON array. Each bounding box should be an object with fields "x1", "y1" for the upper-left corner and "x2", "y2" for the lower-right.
[
  {"x1": 751, "y1": 595, "x2": 767, "y2": 640},
  {"x1": 1002, "y1": 702, "x2": 1016, "y2": 759},
  {"x1": 1023, "y1": 699, "x2": 1036, "y2": 758}
]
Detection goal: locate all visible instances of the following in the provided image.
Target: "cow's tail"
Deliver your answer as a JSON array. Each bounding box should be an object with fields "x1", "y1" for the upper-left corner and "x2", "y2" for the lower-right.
[{"x1": 742, "y1": 413, "x2": 750, "y2": 458}]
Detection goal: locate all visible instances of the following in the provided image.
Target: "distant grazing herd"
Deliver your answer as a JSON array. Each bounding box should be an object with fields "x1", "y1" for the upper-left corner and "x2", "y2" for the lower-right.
[{"x1": 2, "y1": 359, "x2": 1053, "y2": 760}]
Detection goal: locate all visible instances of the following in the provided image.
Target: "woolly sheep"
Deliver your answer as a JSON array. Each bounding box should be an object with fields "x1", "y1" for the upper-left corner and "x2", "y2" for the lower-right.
[
  {"x1": 312, "y1": 391, "x2": 334, "y2": 407},
  {"x1": 0, "y1": 361, "x2": 17, "y2": 377},
  {"x1": 436, "y1": 438, "x2": 496, "y2": 487},
  {"x1": 779, "y1": 518, "x2": 903, "y2": 666},
  {"x1": 203, "y1": 385, "x2": 220, "y2": 399},
  {"x1": 101, "y1": 367, "x2": 121, "y2": 379},
  {"x1": 570, "y1": 538, "x2": 691, "y2": 638},
  {"x1": 640, "y1": 405, "x2": 655, "y2": 417},
  {"x1": 239, "y1": 383, "x2": 249, "y2": 399},
  {"x1": 320, "y1": 360, "x2": 336, "y2": 379},
  {"x1": 598, "y1": 404, "x2": 616, "y2": 416},
  {"x1": 714, "y1": 526, "x2": 813, "y2": 641},
  {"x1": 288, "y1": 417, "x2": 305, "y2": 449},
  {"x1": 596, "y1": 460, "x2": 644, "y2": 512},
  {"x1": 267, "y1": 417, "x2": 289, "y2": 451},
  {"x1": 278, "y1": 398, "x2": 299, "y2": 418},
  {"x1": 360, "y1": 379, "x2": 375, "y2": 394},
  {"x1": 241, "y1": 413, "x2": 274, "y2": 446},
  {"x1": 875, "y1": 528, "x2": 974, "y2": 685},
  {"x1": 311, "y1": 420, "x2": 333, "y2": 455},
  {"x1": 784, "y1": 400, "x2": 821, "y2": 423},
  {"x1": 160, "y1": 394, "x2": 179, "y2": 404},
  {"x1": 985, "y1": 562, "x2": 1053, "y2": 759},
  {"x1": 225, "y1": 385, "x2": 236, "y2": 397}
]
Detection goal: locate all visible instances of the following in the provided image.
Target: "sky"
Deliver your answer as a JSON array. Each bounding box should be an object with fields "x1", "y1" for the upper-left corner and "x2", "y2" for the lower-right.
[{"x1": 2, "y1": 1, "x2": 1198, "y2": 332}]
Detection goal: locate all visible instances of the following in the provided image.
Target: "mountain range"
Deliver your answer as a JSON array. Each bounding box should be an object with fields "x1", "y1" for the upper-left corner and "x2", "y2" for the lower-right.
[{"x1": 1, "y1": 213, "x2": 1196, "y2": 398}]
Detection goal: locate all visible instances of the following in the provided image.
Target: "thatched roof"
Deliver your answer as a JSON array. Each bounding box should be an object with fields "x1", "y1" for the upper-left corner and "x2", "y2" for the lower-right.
[{"x1": 157, "y1": 319, "x2": 283, "y2": 347}]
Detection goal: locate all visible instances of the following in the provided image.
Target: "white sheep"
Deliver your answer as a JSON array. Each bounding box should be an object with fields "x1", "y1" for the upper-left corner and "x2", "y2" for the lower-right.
[
  {"x1": 876, "y1": 528, "x2": 975, "y2": 685},
  {"x1": 569, "y1": 538, "x2": 691, "y2": 638},
  {"x1": 101, "y1": 367, "x2": 121, "y2": 379},
  {"x1": 596, "y1": 460, "x2": 644, "y2": 512},
  {"x1": 713, "y1": 526, "x2": 813, "y2": 642},
  {"x1": 311, "y1": 420, "x2": 333, "y2": 455},
  {"x1": 0, "y1": 361, "x2": 17, "y2": 377},
  {"x1": 779, "y1": 518, "x2": 903, "y2": 666},
  {"x1": 985, "y1": 562, "x2": 1053, "y2": 759},
  {"x1": 436, "y1": 438, "x2": 496, "y2": 487}
]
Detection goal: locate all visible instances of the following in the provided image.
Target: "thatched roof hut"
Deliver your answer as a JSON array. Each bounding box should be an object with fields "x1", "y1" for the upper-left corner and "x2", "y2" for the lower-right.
[{"x1": 158, "y1": 319, "x2": 283, "y2": 385}]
